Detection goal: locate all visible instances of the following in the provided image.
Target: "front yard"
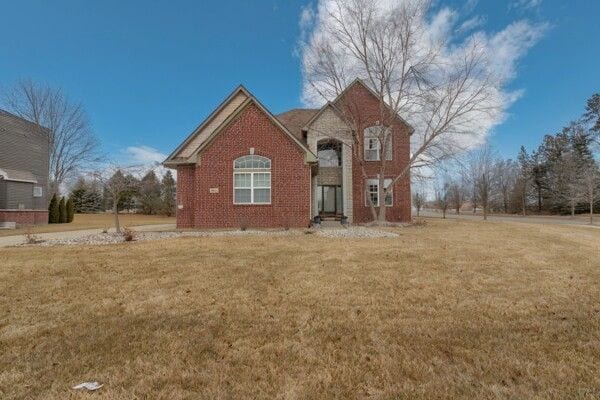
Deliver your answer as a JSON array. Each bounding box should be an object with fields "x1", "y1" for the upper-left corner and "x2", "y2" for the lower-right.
[
  {"x1": 0, "y1": 213, "x2": 175, "y2": 237},
  {"x1": 1, "y1": 219, "x2": 598, "y2": 399}
]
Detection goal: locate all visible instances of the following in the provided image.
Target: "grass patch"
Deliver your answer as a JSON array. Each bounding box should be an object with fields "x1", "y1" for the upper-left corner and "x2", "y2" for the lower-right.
[
  {"x1": 0, "y1": 219, "x2": 599, "y2": 399},
  {"x1": 0, "y1": 213, "x2": 175, "y2": 237}
]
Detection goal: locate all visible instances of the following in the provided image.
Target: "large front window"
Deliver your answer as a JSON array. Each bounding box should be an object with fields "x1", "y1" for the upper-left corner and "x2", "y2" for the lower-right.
[{"x1": 233, "y1": 155, "x2": 271, "y2": 204}]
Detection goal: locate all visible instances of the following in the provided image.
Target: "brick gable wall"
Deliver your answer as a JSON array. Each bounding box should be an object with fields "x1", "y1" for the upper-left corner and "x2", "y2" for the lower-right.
[
  {"x1": 338, "y1": 83, "x2": 412, "y2": 223},
  {"x1": 175, "y1": 103, "x2": 311, "y2": 229}
]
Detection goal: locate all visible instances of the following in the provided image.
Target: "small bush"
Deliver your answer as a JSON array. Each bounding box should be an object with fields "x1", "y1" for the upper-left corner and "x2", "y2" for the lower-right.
[
  {"x1": 412, "y1": 218, "x2": 427, "y2": 227},
  {"x1": 58, "y1": 197, "x2": 67, "y2": 223},
  {"x1": 66, "y1": 198, "x2": 75, "y2": 223},
  {"x1": 239, "y1": 217, "x2": 248, "y2": 231},
  {"x1": 122, "y1": 227, "x2": 135, "y2": 242},
  {"x1": 282, "y1": 216, "x2": 292, "y2": 231},
  {"x1": 24, "y1": 227, "x2": 40, "y2": 244},
  {"x1": 48, "y1": 194, "x2": 59, "y2": 224}
]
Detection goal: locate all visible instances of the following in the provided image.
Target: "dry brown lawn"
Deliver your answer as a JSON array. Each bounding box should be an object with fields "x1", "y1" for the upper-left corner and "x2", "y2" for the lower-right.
[
  {"x1": 1, "y1": 219, "x2": 599, "y2": 399},
  {"x1": 0, "y1": 213, "x2": 175, "y2": 237}
]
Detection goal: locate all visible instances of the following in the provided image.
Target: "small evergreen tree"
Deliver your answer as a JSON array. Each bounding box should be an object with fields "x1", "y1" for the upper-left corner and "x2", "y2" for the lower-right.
[
  {"x1": 161, "y1": 170, "x2": 176, "y2": 216},
  {"x1": 59, "y1": 197, "x2": 67, "y2": 223},
  {"x1": 139, "y1": 170, "x2": 162, "y2": 214},
  {"x1": 66, "y1": 197, "x2": 75, "y2": 223},
  {"x1": 48, "y1": 193, "x2": 59, "y2": 223}
]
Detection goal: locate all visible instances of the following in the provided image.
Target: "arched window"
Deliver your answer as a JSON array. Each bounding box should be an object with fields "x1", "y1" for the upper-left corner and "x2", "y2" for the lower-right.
[
  {"x1": 317, "y1": 140, "x2": 342, "y2": 167},
  {"x1": 233, "y1": 155, "x2": 271, "y2": 204},
  {"x1": 364, "y1": 126, "x2": 392, "y2": 161}
]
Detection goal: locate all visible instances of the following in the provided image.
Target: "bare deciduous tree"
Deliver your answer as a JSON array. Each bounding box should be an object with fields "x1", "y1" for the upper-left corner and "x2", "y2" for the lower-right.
[
  {"x1": 412, "y1": 191, "x2": 426, "y2": 217},
  {"x1": 1, "y1": 79, "x2": 100, "y2": 195},
  {"x1": 302, "y1": 0, "x2": 501, "y2": 224},
  {"x1": 434, "y1": 176, "x2": 450, "y2": 219},
  {"x1": 93, "y1": 166, "x2": 140, "y2": 233},
  {"x1": 448, "y1": 179, "x2": 466, "y2": 215},
  {"x1": 473, "y1": 145, "x2": 497, "y2": 220},
  {"x1": 581, "y1": 162, "x2": 599, "y2": 224},
  {"x1": 494, "y1": 159, "x2": 518, "y2": 214}
]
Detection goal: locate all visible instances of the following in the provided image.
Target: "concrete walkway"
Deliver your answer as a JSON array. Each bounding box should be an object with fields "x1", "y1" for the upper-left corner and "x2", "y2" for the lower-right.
[
  {"x1": 419, "y1": 210, "x2": 599, "y2": 228},
  {"x1": 0, "y1": 223, "x2": 175, "y2": 248}
]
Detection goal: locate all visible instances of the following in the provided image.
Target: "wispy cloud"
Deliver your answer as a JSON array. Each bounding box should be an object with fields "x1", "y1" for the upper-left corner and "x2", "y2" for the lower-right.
[
  {"x1": 456, "y1": 15, "x2": 487, "y2": 35},
  {"x1": 123, "y1": 145, "x2": 172, "y2": 178},
  {"x1": 509, "y1": 0, "x2": 543, "y2": 12}
]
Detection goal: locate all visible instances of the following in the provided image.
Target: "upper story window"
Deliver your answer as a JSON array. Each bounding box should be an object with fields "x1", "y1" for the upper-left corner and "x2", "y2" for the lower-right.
[
  {"x1": 317, "y1": 140, "x2": 342, "y2": 167},
  {"x1": 33, "y1": 186, "x2": 43, "y2": 197},
  {"x1": 364, "y1": 126, "x2": 392, "y2": 161},
  {"x1": 233, "y1": 155, "x2": 271, "y2": 204}
]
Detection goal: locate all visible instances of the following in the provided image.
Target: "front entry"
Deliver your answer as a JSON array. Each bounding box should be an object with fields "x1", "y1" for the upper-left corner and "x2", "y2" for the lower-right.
[{"x1": 317, "y1": 185, "x2": 342, "y2": 217}]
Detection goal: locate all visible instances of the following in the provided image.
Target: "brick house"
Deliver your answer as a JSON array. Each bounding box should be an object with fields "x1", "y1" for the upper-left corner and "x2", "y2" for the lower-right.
[
  {"x1": 0, "y1": 109, "x2": 50, "y2": 226},
  {"x1": 163, "y1": 80, "x2": 412, "y2": 229}
]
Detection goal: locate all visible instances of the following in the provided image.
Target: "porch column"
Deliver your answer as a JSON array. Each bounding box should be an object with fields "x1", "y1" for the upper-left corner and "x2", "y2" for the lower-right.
[
  {"x1": 311, "y1": 175, "x2": 318, "y2": 219},
  {"x1": 341, "y1": 140, "x2": 353, "y2": 222}
]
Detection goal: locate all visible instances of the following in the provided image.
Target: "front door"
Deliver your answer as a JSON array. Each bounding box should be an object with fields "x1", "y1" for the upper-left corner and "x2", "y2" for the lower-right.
[{"x1": 317, "y1": 185, "x2": 342, "y2": 217}]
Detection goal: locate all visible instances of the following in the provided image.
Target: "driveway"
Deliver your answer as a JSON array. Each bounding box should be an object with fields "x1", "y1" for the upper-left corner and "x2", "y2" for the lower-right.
[
  {"x1": 0, "y1": 223, "x2": 175, "y2": 248},
  {"x1": 419, "y1": 210, "x2": 599, "y2": 228}
]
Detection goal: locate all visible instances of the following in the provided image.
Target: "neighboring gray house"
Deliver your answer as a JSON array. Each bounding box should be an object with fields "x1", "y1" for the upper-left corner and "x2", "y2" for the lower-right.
[{"x1": 0, "y1": 109, "x2": 50, "y2": 226}]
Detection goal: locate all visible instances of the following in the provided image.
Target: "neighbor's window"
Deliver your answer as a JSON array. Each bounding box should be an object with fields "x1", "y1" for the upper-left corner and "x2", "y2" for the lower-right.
[
  {"x1": 364, "y1": 126, "x2": 392, "y2": 161},
  {"x1": 233, "y1": 155, "x2": 271, "y2": 204},
  {"x1": 366, "y1": 178, "x2": 393, "y2": 207},
  {"x1": 33, "y1": 186, "x2": 43, "y2": 197}
]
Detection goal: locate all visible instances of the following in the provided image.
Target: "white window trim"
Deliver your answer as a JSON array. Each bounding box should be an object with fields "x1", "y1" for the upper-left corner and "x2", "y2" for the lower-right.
[
  {"x1": 364, "y1": 126, "x2": 392, "y2": 161},
  {"x1": 233, "y1": 155, "x2": 272, "y2": 205},
  {"x1": 233, "y1": 171, "x2": 271, "y2": 205},
  {"x1": 365, "y1": 178, "x2": 393, "y2": 207},
  {"x1": 365, "y1": 137, "x2": 380, "y2": 161}
]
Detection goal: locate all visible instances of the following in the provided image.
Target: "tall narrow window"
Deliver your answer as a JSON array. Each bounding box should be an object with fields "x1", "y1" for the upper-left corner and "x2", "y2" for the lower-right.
[
  {"x1": 233, "y1": 155, "x2": 271, "y2": 204},
  {"x1": 365, "y1": 178, "x2": 393, "y2": 207},
  {"x1": 364, "y1": 126, "x2": 392, "y2": 161}
]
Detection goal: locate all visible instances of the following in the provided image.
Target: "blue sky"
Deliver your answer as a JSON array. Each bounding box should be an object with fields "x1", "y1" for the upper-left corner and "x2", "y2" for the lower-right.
[{"x1": 0, "y1": 0, "x2": 598, "y2": 167}]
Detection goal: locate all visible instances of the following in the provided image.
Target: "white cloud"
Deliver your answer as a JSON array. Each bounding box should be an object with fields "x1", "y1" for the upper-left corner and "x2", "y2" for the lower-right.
[
  {"x1": 123, "y1": 145, "x2": 172, "y2": 178},
  {"x1": 428, "y1": 7, "x2": 457, "y2": 43},
  {"x1": 456, "y1": 15, "x2": 487, "y2": 35},
  {"x1": 463, "y1": 0, "x2": 479, "y2": 14},
  {"x1": 509, "y1": 0, "x2": 543, "y2": 11},
  {"x1": 300, "y1": 4, "x2": 315, "y2": 31},
  {"x1": 487, "y1": 20, "x2": 548, "y2": 82},
  {"x1": 299, "y1": 0, "x2": 548, "y2": 151}
]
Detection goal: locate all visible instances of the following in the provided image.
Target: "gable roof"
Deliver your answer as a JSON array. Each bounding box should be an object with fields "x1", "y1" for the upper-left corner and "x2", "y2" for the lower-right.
[
  {"x1": 332, "y1": 78, "x2": 415, "y2": 135},
  {"x1": 276, "y1": 108, "x2": 319, "y2": 142},
  {"x1": 0, "y1": 108, "x2": 50, "y2": 137},
  {"x1": 164, "y1": 86, "x2": 317, "y2": 166},
  {"x1": 300, "y1": 102, "x2": 348, "y2": 132}
]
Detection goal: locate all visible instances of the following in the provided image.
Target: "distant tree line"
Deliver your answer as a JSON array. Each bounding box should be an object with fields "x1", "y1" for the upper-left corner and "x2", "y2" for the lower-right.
[
  {"x1": 423, "y1": 93, "x2": 600, "y2": 222},
  {"x1": 69, "y1": 169, "x2": 176, "y2": 216}
]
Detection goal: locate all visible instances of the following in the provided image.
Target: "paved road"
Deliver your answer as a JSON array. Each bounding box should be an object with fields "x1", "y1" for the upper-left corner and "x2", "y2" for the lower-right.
[
  {"x1": 0, "y1": 223, "x2": 175, "y2": 248},
  {"x1": 419, "y1": 210, "x2": 599, "y2": 228}
]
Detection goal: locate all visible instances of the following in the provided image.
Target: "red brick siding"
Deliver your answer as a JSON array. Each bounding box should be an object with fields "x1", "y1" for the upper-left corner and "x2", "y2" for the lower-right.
[
  {"x1": 338, "y1": 83, "x2": 412, "y2": 223},
  {"x1": 176, "y1": 103, "x2": 311, "y2": 229},
  {"x1": 175, "y1": 165, "x2": 196, "y2": 228},
  {"x1": 0, "y1": 210, "x2": 48, "y2": 226}
]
